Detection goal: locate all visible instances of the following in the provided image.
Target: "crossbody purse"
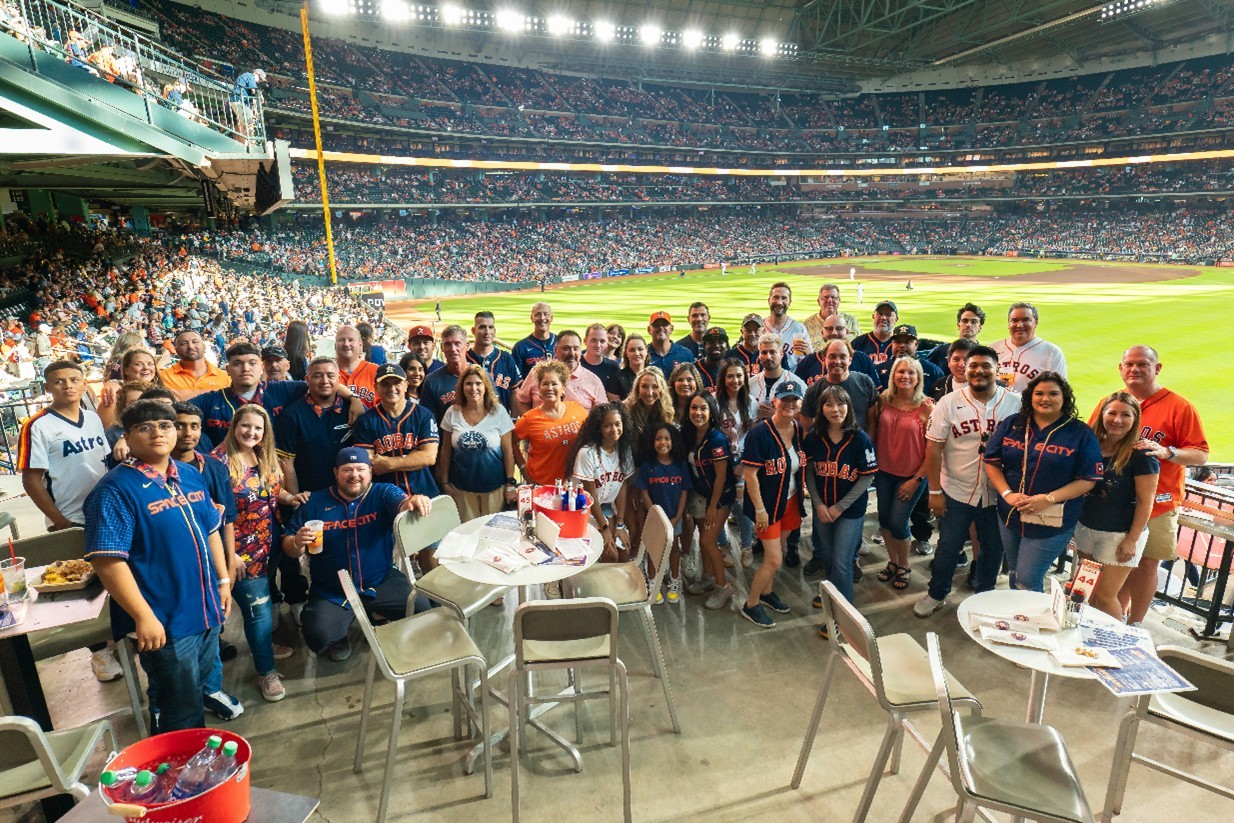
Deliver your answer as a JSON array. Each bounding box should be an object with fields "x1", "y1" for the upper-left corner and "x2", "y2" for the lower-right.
[{"x1": 1018, "y1": 423, "x2": 1065, "y2": 528}]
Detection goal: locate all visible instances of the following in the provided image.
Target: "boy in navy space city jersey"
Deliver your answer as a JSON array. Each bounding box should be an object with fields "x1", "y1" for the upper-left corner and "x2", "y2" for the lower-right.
[{"x1": 85, "y1": 400, "x2": 231, "y2": 734}]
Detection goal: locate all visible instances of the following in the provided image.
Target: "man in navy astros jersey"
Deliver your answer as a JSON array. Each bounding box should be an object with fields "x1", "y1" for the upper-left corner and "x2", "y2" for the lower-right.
[
  {"x1": 510, "y1": 302, "x2": 557, "y2": 377},
  {"x1": 352, "y1": 364, "x2": 440, "y2": 499},
  {"x1": 283, "y1": 448, "x2": 431, "y2": 660}
]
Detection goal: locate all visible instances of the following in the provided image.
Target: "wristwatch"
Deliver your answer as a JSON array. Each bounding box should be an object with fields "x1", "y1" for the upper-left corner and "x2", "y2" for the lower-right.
[
  {"x1": 1045, "y1": 492, "x2": 1058, "y2": 504},
  {"x1": 1165, "y1": 446, "x2": 1179, "y2": 462}
]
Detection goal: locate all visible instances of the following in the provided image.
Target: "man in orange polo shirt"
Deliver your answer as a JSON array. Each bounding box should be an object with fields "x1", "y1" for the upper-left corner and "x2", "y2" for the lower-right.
[
  {"x1": 334, "y1": 325, "x2": 377, "y2": 408},
  {"x1": 158, "y1": 329, "x2": 230, "y2": 397},
  {"x1": 1099, "y1": 345, "x2": 1209, "y2": 627}
]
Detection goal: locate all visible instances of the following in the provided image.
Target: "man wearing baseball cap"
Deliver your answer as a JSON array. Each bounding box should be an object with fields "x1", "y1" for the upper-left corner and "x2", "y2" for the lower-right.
[
  {"x1": 282, "y1": 447, "x2": 433, "y2": 661},
  {"x1": 874, "y1": 324, "x2": 944, "y2": 391},
  {"x1": 695, "y1": 327, "x2": 730, "y2": 392},
  {"x1": 853, "y1": 301, "x2": 898, "y2": 365},
  {"x1": 229, "y1": 68, "x2": 267, "y2": 140},
  {"x1": 352, "y1": 363, "x2": 440, "y2": 500},
  {"x1": 647, "y1": 311, "x2": 695, "y2": 373},
  {"x1": 261, "y1": 345, "x2": 291, "y2": 382},
  {"x1": 406, "y1": 325, "x2": 443, "y2": 374},
  {"x1": 731, "y1": 314, "x2": 764, "y2": 377}
]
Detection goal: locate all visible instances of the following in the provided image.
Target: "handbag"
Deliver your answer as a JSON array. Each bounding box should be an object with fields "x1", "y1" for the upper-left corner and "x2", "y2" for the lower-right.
[{"x1": 1017, "y1": 423, "x2": 1065, "y2": 528}]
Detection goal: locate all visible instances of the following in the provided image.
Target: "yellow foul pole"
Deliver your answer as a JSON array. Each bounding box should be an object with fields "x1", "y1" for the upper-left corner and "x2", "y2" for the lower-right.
[{"x1": 301, "y1": 3, "x2": 339, "y2": 285}]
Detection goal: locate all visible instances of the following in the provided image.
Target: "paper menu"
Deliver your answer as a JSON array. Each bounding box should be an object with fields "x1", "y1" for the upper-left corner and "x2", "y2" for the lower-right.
[
  {"x1": 476, "y1": 545, "x2": 531, "y2": 574},
  {"x1": 1088, "y1": 647, "x2": 1196, "y2": 696},
  {"x1": 555, "y1": 537, "x2": 591, "y2": 564},
  {"x1": 968, "y1": 608, "x2": 1060, "y2": 633},
  {"x1": 535, "y1": 512, "x2": 561, "y2": 550},
  {"x1": 1078, "y1": 622, "x2": 1154, "y2": 652},
  {"x1": 978, "y1": 625, "x2": 1058, "y2": 651},
  {"x1": 485, "y1": 512, "x2": 521, "y2": 532}
]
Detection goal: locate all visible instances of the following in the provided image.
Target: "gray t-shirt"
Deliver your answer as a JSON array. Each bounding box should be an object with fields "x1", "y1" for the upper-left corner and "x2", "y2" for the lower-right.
[{"x1": 803, "y1": 372, "x2": 879, "y2": 432}]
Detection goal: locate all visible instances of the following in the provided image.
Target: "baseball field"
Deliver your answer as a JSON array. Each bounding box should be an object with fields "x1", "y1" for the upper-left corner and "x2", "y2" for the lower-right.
[{"x1": 394, "y1": 255, "x2": 1233, "y2": 456}]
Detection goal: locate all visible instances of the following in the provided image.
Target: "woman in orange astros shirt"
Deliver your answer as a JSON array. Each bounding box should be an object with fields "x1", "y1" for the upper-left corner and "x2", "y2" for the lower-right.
[{"x1": 514, "y1": 360, "x2": 588, "y2": 486}]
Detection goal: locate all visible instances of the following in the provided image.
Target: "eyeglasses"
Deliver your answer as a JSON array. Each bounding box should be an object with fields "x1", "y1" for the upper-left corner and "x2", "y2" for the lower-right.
[
  {"x1": 128, "y1": 422, "x2": 176, "y2": 435},
  {"x1": 978, "y1": 431, "x2": 990, "y2": 455}
]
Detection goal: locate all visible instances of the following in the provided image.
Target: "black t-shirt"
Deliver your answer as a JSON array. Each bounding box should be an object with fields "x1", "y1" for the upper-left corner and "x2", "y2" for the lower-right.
[
  {"x1": 579, "y1": 357, "x2": 623, "y2": 398},
  {"x1": 612, "y1": 367, "x2": 637, "y2": 400},
  {"x1": 1080, "y1": 448, "x2": 1159, "y2": 533}
]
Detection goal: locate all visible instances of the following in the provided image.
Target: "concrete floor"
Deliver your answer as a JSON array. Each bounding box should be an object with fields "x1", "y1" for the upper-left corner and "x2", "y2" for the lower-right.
[{"x1": 1, "y1": 473, "x2": 1232, "y2": 823}]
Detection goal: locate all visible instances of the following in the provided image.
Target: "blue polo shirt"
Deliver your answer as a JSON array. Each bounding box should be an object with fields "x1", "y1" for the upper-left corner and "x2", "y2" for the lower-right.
[
  {"x1": 794, "y1": 350, "x2": 880, "y2": 387},
  {"x1": 180, "y1": 451, "x2": 238, "y2": 526},
  {"x1": 852, "y1": 332, "x2": 894, "y2": 365},
  {"x1": 688, "y1": 427, "x2": 735, "y2": 507},
  {"x1": 466, "y1": 348, "x2": 523, "y2": 411},
  {"x1": 802, "y1": 429, "x2": 878, "y2": 519},
  {"x1": 286, "y1": 483, "x2": 407, "y2": 606},
  {"x1": 634, "y1": 459, "x2": 692, "y2": 517},
  {"x1": 874, "y1": 355, "x2": 945, "y2": 392},
  {"x1": 648, "y1": 343, "x2": 696, "y2": 374},
  {"x1": 84, "y1": 458, "x2": 224, "y2": 641},
  {"x1": 740, "y1": 419, "x2": 806, "y2": 522},
  {"x1": 421, "y1": 367, "x2": 461, "y2": 422},
  {"x1": 984, "y1": 415, "x2": 1104, "y2": 537},
  {"x1": 511, "y1": 333, "x2": 557, "y2": 377},
  {"x1": 273, "y1": 394, "x2": 354, "y2": 493},
  {"x1": 190, "y1": 380, "x2": 308, "y2": 450},
  {"x1": 351, "y1": 401, "x2": 440, "y2": 497}
]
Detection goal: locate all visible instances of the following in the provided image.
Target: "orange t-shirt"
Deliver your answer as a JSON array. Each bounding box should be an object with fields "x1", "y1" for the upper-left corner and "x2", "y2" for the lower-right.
[
  {"x1": 339, "y1": 361, "x2": 378, "y2": 408},
  {"x1": 1091, "y1": 387, "x2": 1208, "y2": 518},
  {"x1": 513, "y1": 401, "x2": 588, "y2": 486}
]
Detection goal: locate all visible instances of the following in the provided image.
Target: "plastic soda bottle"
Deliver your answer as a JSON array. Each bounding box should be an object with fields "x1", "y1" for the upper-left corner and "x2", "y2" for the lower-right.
[
  {"x1": 127, "y1": 770, "x2": 159, "y2": 803},
  {"x1": 208, "y1": 740, "x2": 240, "y2": 786},
  {"x1": 170, "y1": 735, "x2": 223, "y2": 800}
]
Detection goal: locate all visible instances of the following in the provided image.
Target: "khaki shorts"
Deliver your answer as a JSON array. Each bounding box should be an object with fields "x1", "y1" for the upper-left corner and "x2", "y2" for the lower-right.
[
  {"x1": 1141, "y1": 509, "x2": 1179, "y2": 562},
  {"x1": 686, "y1": 490, "x2": 709, "y2": 520}
]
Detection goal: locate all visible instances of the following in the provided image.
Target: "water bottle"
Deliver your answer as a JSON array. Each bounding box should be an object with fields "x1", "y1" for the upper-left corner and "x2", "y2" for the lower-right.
[
  {"x1": 127, "y1": 770, "x2": 159, "y2": 803},
  {"x1": 208, "y1": 740, "x2": 240, "y2": 787},
  {"x1": 171, "y1": 735, "x2": 223, "y2": 800},
  {"x1": 152, "y1": 762, "x2": 176, "y2": 803},
  {"x1": 99, "y1": 767, "x2": 137, "y2": 797}
]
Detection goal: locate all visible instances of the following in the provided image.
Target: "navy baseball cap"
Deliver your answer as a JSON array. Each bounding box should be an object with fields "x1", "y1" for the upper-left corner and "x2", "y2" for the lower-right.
[
  {"x1": 874, "y1": 300, "x2": 898, "y2": 314},
  {"x1": 703, "y1": 327, "x2": 729, "y2": 343},
  {"x1": 261, "y1": 345, "x2": 288, "y2": 360},
  {"x1": 742, "y1": 313, "x2": 763, "y2": 329},
  {"x1": 375, "y1": 363, "x2": 406, "y2": 383},
  {"x1": 891, "y1": 324, "x2": 918, "y2": 340},
  {"x1": 774, "y1": 379, "x2": 805, "y2": 400},
  {"x1": 335, "y1": 447, "x2": 371, "y2": 467}
]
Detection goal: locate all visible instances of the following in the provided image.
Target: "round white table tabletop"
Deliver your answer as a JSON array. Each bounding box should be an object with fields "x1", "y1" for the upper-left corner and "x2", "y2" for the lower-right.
[{"x1": 437, "y1": 515, "x2": 605, "y2": 588}]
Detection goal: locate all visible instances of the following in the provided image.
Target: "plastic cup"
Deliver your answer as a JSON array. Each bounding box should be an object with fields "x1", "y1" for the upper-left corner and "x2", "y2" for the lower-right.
[
  {"x1": 305, "y1": 520, "x2": 324, "y2": 555},
  {"x1": 0, "y1": 557, "x2": 27, "y2": 603}
]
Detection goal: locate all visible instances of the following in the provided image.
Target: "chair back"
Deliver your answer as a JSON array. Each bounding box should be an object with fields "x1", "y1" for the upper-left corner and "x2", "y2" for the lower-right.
[
  {"x1": 10, "y1": 528, "x2": 85, "y2": 567},
  {"x1": 0, "y1": 716, "x2": 65, "y2": 793},
  {"x1": 338, "y1": 570, "x2": 398, "y2": 679},
  {"x1": 817, "y1": 580, "x2": 892, "y2": 707},
  {"x1": 1157, "y1": 645, "x2": 1234, "y2": 717},
  {"x1": 637, "y1": 505, "x2": 673, "y2": 603},
  {"x1": 514, "y1": 597, "x2": 619, "y2": 667},
  {"x1": 395, "y1": 494, "x2": 461, "y2": 559},
  {"x1": 926, "y1": 632, "x2": 974, "y2": 797}
]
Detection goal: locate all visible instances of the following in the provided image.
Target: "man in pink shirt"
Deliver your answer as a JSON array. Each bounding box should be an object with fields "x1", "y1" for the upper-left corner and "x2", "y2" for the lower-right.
[{"x1": 515, "y1": 329, "x2": 606, "y2": 413}]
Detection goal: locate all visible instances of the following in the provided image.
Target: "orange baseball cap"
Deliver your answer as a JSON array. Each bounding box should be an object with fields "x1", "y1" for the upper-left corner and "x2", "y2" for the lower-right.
[
  {"x1": 407, "y1": 325, "x2": 434, "y2": 339},
  {"x1": 648, "y1": 311, "x2": 672, "y2": 325}
]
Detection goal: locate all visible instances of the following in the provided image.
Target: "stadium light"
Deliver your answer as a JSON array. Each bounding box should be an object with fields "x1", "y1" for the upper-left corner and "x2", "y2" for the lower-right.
[
  {"x1": 640, "y1": 24, "x2": 661, "y2": 45},
  {"x1": 495, "y1": 8, "x2": 521, "y2": 32},
  {"x1": 721, "y1": 32, "x2": 740, "y2": 50},
  {"x1": 681, "y1": 29, "x2": 703, "y2": 50},
  {"x1": 320, "y1": 0, "x2": 349, "y2": 16},
  {"x1": 593, "y1": 20, "x2": 615, "y2": 41},
  {"x1": 439, "y1": 3, "x2": 463, "y2": 24},
  {"x1": 381, "y1": 0, "x2": 409, "y2": 21},
  {"x1": 760, "y1": 38, "x2": 777, "y2": 57},
  {"x1": 546, "y1": 14, "x2": 572, "y2": 35}
]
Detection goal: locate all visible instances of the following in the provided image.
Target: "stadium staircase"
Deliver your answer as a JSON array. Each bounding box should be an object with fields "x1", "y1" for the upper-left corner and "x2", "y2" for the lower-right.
[{"x1": 0, "y1": 0, "x2": 288, "y2": 212}]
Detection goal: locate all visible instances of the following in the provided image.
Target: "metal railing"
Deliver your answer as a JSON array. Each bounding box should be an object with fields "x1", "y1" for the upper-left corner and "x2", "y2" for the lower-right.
[
  {"x1": 0, "y1": 0, "x2": 264, "y2": 147},
  {"x1": 1156, "y1": 479, "x2": 1234, "y2": 643}
]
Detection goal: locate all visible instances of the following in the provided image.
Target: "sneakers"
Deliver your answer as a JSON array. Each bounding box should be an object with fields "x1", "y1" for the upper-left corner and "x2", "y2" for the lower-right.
[
  {"x1": 654, "y1": 587, "x2": 665, "y2": 605},
  {"x1": 258, "y1": 672, "x2": 286, "y2": 702},
  {"x1": 666, "y1": 577, "x2": 682, "y2": 604},
  {"x1": 91, "y1": 648, "x2": 123, "y2": 682},
  {"x1": 740, "y1": 603, "x2": 776, "y2": 629},
  {"x1": 857, "y1": 541, "x2": 872, "y2": 556},
  {"x1": 759, "y1": 592, "x2": 791, "y2": 614},
  {"x1": 290, "y1": 603, "x2": 305, "y2": 627},
  {"x1": 327, "y1": 639, "x2": 352, "y2": 662},
  {"x1": 740, "y1": 546, "x2": 754, "y2": 568},
  {"x1": 912, "y1": 539, "x2": 934, "y2": 556},
  {"x1": 853, "y1": 561, "x2": 864, "y2": 583},
  {"x1": 914, "y1": 594, "x2": 945, "y2": 618},
  {"x1": 871, "y1": 534, "x2": 884, "y2": 545},
  {"x1": 682, "y1": 550, "x2": 699, "y2": 581},
  {"x1": 218, "y1": 640, "x2": 238, "y2": 662},
  {"x1": 272, "y1": 644, "x2": 295, "y2": 661},
  {"x1": 544, "y1": 580, "x2": 562, "y2": 599},
  {"x1": 784, "y1": 547, "x2": 800, "y2": 568},
  {"x1": 704, "y1": 584, "x2": 733, "y2": 610},
  {"x1": 685, "y1": 575, "x2": 715, "y2": 596},
  {"x1": 203, "y1": 690, "x2": 245, "y2": 721},
  {"x1": 803, "y1": 558, "x2": 826, "y2": 577},
  {"x1": 955, "y1": 551, "x2": 970, "y2": 570}
]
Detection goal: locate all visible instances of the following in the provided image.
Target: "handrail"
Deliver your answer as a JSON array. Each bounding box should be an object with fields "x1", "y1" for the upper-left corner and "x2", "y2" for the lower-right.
[{"x1": 0, "y1": 0, "x2": 264, "y2": 148}]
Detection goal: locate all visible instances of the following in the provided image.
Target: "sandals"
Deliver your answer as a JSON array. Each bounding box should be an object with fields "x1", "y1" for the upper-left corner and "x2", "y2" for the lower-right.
[{"x1": 877, "y1": 563, "x2": 912, "y2": 589}]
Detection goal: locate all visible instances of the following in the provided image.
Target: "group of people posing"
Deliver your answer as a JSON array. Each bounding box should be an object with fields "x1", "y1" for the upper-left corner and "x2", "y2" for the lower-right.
[{"x1": 18, "y1": 277, "x2": 1208, "y2": 734}]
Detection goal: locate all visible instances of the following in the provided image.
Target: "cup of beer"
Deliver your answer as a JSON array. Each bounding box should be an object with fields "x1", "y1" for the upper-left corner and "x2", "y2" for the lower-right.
[
  {"x1": 997, "y1": 366, "x2": 1015, "y2": 388},
  {"x1": 305, "y1": 520, "x2": 325, "y2": 555},
  {"x1": 793, "y1": 334, "x2": 806, "y2": 356},
  {"x1": 0, "y1": 557, "x2": 27, "y2": 603}
]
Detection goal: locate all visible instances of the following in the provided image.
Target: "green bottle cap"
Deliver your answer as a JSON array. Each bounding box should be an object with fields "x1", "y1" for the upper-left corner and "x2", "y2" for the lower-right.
[
  {"x1": 156, "y1": 763, "x2": 171, "y2": 775},
  {"x1": 222, "y1": 741, "x2": 239, "y2": 757},
  {"x1": 99, "y1": 771, "x2": 117, "y2": 786},
  {"x1": 133, "y1": 771, "x2": 154, "y2": 788},
  {"x1": 207, "y1": 735, "x2": 222, "y2": 749}
]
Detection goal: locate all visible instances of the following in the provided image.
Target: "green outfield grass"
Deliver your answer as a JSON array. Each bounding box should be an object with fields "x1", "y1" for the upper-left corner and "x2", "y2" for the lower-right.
[{"x1": 408, "y1": 256, "x2": 1233, "y2": 456}]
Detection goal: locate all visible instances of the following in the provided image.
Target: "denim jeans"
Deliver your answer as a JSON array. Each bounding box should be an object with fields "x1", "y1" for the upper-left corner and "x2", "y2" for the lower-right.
[
  {"x1": 927, "y1": 496, "x2": 1005, "y2": 601},
  {"x1": 809, "y1": 515, "x2": 865, "y2": 603},
  {"x1": 233, "y1": 575, "x2": 276, "y2": 676},
  {"x1": 874, "y1": 471, "x2": 927, "y2": 540},
  {"x1": 999, "y1": 524, "x2": 1076, "y2": 592},
  {"x1": 138, "y1": 624, "x2": 222, "y2": 734}
]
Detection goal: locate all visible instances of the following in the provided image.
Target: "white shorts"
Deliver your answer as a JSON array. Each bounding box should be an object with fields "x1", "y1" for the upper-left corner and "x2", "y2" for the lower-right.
[{"x1": 1073, "y1": 522, "x2": 1148, "y2": 568}]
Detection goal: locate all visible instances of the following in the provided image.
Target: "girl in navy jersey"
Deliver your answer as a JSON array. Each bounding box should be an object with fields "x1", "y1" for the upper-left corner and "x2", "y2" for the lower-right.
[
  {"x1": 634, "y1": 421, "x2": 691, "y2": 604},
  {"x1": 716, "y1": 358, "x2": 759, "y2": 567},
  {"x1": 681, "y1": 392, "x2": 736, "y2": 610},
  {"x1": 804, "y1": 386, "x2": 877, "y2": 621}
]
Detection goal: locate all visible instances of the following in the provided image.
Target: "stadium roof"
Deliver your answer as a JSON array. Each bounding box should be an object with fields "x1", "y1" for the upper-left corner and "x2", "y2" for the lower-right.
[{"x1": 268, "y1": 0, "x2": 1234, "y2": 89}]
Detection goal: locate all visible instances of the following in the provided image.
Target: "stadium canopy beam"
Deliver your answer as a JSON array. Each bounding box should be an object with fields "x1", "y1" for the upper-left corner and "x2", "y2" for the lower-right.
[
  {"x1": 1038, "y1": 33, "x2": 1085, "y2": 64},
  {"x1": 1120, "y1": 17, "x2": 1164, "y2": 47},
  {"x1": 1196, "y1": 0, "x2": 1234, "y2": 30},
  {"x1": 795, "y1": 0, "x2": 982, "y2": 56}
]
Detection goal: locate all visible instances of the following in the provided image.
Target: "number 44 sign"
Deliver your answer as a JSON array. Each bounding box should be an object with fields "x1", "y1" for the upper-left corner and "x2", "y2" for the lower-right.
[{"x1": 1071, "y1": 558, "x2": 1103, "y2": 601}]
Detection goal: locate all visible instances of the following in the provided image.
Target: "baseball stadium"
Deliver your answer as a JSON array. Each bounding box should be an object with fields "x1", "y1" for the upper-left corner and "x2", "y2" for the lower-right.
[{"x1": 2, "y1": 0, "x2": 1234, "y2": 821}]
